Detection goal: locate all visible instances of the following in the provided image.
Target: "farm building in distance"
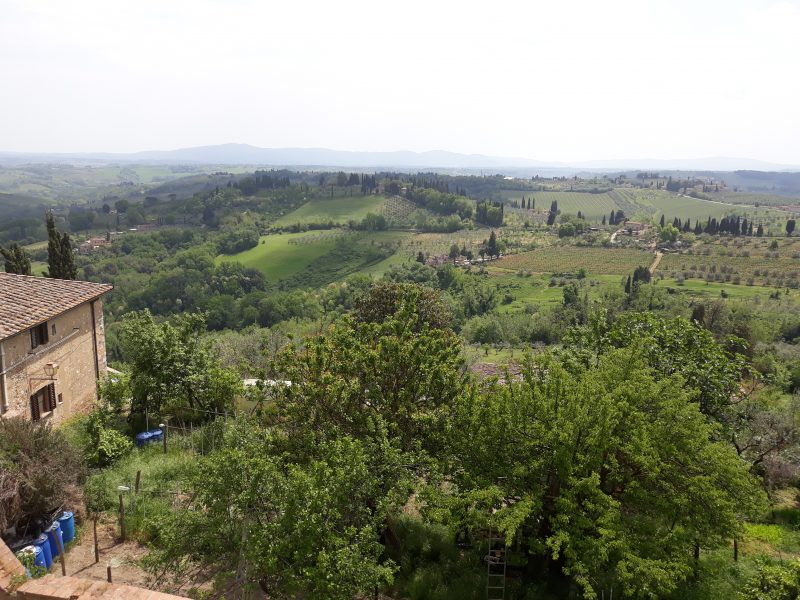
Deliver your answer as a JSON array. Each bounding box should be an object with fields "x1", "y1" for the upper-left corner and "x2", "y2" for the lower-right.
[
  {"x1": 622, "y1": 221, "x2": 648, "y2": 235},
  {"x1": 0, "y1": 273, "x2": 112, "y2": 425},
  {"x1": 77, "y1": 236, "x2": 112, "y2": 254}
]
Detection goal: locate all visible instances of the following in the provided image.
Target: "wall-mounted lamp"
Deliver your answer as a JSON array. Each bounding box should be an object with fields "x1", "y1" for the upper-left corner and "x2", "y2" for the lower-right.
[{"x1": 43, "y1": 362, "x2": 59, "y2": 379}]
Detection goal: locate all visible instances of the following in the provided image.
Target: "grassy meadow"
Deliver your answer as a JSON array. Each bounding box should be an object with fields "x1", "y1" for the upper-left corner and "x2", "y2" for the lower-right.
[{"x1": 272, "y1": 194, "x2": 385, "y2": 226}]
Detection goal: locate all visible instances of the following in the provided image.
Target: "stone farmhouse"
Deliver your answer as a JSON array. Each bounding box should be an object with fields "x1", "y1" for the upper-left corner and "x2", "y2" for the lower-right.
[{"x1": 0, "y1": 273, "x2": 112, "y2": 425}]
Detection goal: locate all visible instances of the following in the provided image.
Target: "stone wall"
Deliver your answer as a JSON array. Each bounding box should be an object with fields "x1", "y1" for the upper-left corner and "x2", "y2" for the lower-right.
[
  {"x1": 15, "y1": 575, "x2": 185, "y2": 600},
  {"x1": 1, "y1": 299, "x2": 107, "y2": 426},
  {"x1": 0, "y1": 536, "x2": 26, "y2": 599},
  {"x1": 1, "y1": 538, "x2": 184, "y2": 600}
]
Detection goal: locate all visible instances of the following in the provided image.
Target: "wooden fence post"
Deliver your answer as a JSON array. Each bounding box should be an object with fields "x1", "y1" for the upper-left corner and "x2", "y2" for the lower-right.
[
  {"x1": 53, "y1": 527, "x2": 66, "y2": 576},
  {"x1": 107, "y1": 565, "x2": 112, "y2": 583},
  {"x1": 160, "y1": 423, "x2": 166, "y2": 454},
  {"x1": 118, "y1": 494, "x2": 126, "y2": 542},
  {"x1": 93, "y1": 517, "x2": 99, "y2": 563},
  {"x1": 134, "y1": 470, "x2": 141, "y2": 495}
]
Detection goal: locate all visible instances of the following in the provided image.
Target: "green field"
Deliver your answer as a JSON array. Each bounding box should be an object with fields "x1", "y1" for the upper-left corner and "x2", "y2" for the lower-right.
[
  {"x1": 494, "y1": 246, "x2": 655, "y2": 276},
  {"x1": 217, "y1": 231, "x2": 347, "y2": 281},
  {"x1": 217, "y1": 230, "x2": 410, "y2": 287},
  {"x1": 273, "y1": 195, "x2": 385, "y2": 226},
  {"x1": 496, "y1": 187, "x2": 786, "y2": 228},
  {"x1": 497, "y1": 190, "x2": 621, "y2": 221}
]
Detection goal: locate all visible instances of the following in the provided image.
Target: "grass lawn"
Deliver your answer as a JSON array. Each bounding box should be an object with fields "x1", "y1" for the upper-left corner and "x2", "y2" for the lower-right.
[
  {"x1": 273, "y1": 195, "x2": 385, "y2": 226},
  {"x1": 359, "y1": 251, "x2": 414, "y2": 277},
  {"x1": 216, "y1": 231, "x2": 347, "y2": 281},
  {"x1": 217, "y1": 230, "x2": 411, "y2": 286}
]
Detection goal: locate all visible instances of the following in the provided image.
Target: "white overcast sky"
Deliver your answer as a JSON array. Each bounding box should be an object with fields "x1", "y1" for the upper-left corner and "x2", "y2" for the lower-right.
[{"x1": 2, "y1": 0, "x2": 799, "y2": 163}]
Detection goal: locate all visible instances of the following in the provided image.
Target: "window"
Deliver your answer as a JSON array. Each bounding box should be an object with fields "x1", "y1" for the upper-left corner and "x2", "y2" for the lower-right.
[
  {"x1": 57, "y1": 393, "x2": 63, "y2": 405},
  {"x1": 30, "y1": 323, "x2": 49, "y2": 350},
  {"x1": 29, "y1": 384, "x2": 55, "y2": 421}
]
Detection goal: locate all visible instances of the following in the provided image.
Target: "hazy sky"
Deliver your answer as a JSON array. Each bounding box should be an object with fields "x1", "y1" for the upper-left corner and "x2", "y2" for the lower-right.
[{"x1": 2, "y1": 0, "x2": 799, "y2": 163}]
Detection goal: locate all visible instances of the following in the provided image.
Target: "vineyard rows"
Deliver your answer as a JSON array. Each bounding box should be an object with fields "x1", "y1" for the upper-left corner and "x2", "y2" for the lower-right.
[{"x1": 495, "y1": 246, "x2": 655, "y2": 276}]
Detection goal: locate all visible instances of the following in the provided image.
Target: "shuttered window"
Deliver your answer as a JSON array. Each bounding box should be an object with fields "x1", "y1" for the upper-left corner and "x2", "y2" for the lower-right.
[
  {"x1": 47, "y1": 383, "x2": 56, "y2": 411},
  {"x1": 30, "y1": 391, "x2": 42, "y2": 421},
  {"x1": 30, "y1": 323, "x2": 49, "y2": 349},
  {"x1": 29, "y1": 384, "x2": 57, "y2": 421}
]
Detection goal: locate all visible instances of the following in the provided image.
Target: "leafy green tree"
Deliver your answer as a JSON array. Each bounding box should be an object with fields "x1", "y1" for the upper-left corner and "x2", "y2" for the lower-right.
[
  {"x1": 358, "y1": 212, "x2": 388, "y2": 231},
  {"x1": 787, "y1": 220, "x2": 796, "y2": 236},
  {"x1": 142, "y1": 420, "x2": 395, "y2": 599},
  {"x1": 355, "y1": 281, "x2": 452, "y2": 331},
  {"x1": 0, "y1": 243, "x2": 31, "y2": 275},
  {"x1": 659, "y1": 223, "x2": 679, "y2": 242},
  {"x1": 119, "y1": 310, "x2": 242, "y2": 418},
  {"x1": 268, "y1": 302, "x2": 468, "y2": 455},
  {"x1": 449, "y1": 243, "x2": 460, "y2": 264},
  {"x1": 440, "y1": 350, "x2": 765, "y2": 598},
  {"x1": 602, "y1": 313, "x2": 748, "y2": 419}
]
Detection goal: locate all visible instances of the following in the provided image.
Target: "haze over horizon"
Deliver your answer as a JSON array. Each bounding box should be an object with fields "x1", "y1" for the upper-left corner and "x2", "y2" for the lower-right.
[{"x1": 2, "y1": 0, "x2": 799, "y2": 164}]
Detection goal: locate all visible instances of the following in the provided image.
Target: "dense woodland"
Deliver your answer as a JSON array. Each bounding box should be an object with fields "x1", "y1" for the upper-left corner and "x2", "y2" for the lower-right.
[{"x1": 5, "y1": 167, "x2": 800, "y2": 598}]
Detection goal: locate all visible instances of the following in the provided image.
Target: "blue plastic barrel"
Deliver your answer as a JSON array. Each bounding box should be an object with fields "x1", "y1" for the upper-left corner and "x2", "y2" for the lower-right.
[
  {"x1": 58, "y1": 511, "x2": 75, "y2": 544},
  {"x1": 135, "y1": 431, "x2": 151, "y2": 447},
  {"x1": 26, "y1": 545, "x2": 46, "y2": 569},
  {"x1": 148, "y1": 428, "x2": 163, "y2": 442},
  {"x1": 46, "y1": 521, "x2": 63, "y2": 556},
  {"x1": 34, "y1": 533, "x2": 52, "y2": 568}
]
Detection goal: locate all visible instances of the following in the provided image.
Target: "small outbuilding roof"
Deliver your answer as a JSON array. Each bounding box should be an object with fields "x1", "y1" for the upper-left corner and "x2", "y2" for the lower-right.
[{"x1": 0, "y1": 272, "x2": 112, "y2": 340}]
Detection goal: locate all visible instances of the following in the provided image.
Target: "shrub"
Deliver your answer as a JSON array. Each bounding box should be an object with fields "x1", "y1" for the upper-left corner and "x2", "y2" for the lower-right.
[
  {"x1": 0, "y1": 418, "x2": 84, "y2": 532},
  {"x1": 84, "y1": 406, "x2": 133, "y2": 468}
]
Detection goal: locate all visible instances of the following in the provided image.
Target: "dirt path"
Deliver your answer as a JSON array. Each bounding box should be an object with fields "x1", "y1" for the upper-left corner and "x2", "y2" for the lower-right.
[
  {"x1": 649, "y1": 251, "x2": 663, "y2": 274},
  {"x1": 62, "y1": 514, "x2": 154, "y2": 590}
]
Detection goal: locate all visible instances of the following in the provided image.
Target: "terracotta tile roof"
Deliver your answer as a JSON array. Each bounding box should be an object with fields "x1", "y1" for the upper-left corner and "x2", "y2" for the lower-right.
[{"x1": 0, "y1": 273, "x2": 112, "y2": 340}]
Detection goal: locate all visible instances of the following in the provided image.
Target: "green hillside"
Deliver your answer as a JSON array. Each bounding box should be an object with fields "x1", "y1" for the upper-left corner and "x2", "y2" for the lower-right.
[
  {"x1": 217, "y1": 231, "x2": 346, "y2": 281},
  {"x1": 273, "y1": 194, "x2": 385, "y2": 226}
]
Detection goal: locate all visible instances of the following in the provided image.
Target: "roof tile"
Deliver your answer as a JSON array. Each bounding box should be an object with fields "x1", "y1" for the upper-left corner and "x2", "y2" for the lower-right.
[{"x1": 0, "y1": 273, "x2": 112, "y2": 340}]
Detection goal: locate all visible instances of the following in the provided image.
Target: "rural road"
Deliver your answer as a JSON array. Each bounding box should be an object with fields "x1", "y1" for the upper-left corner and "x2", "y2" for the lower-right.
[{"x1": 649, "y1": 251, "x2": 663, "y2": 274}]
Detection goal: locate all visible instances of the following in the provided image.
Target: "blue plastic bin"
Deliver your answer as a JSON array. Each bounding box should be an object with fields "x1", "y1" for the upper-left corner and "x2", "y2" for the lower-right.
[
  {"x1": 24, "y1": 545, "x2": 46, "y2": 569},
  {"x1": 58, "y1": 511, "x2": 75, "y2": 544},
  {"x1": 46, "y1": 521, "x2": 63, "y2": 556},
  {"x1": 34, "y1": 533, "x2": 52, "y2": 568},
  {"x1": 135, "y1": 431, "x2": 151, "y2": 447}
]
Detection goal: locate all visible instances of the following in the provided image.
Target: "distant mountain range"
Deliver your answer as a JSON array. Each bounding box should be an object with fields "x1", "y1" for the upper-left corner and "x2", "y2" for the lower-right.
[{"x1": 0, "y1": 144, "x2": 797, "y2": 172}]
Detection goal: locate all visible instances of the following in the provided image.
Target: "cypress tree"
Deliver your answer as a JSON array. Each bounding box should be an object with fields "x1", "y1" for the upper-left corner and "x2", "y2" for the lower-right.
[
  {"x1": 0, "y1": 243, "x2": 32, "y2": 275},
  {"x1": 45, "y1": 210, "x2": 77, "y2": 280},
  {"x1": 659, "y1": 214, "x2": 665, "y2": 227},
  {"x1": 757, "y1": 223, "x2": 764, "y2": 237},
  {"x1": 487, "y1": 230, "x2": 499, "y2": 258}
]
